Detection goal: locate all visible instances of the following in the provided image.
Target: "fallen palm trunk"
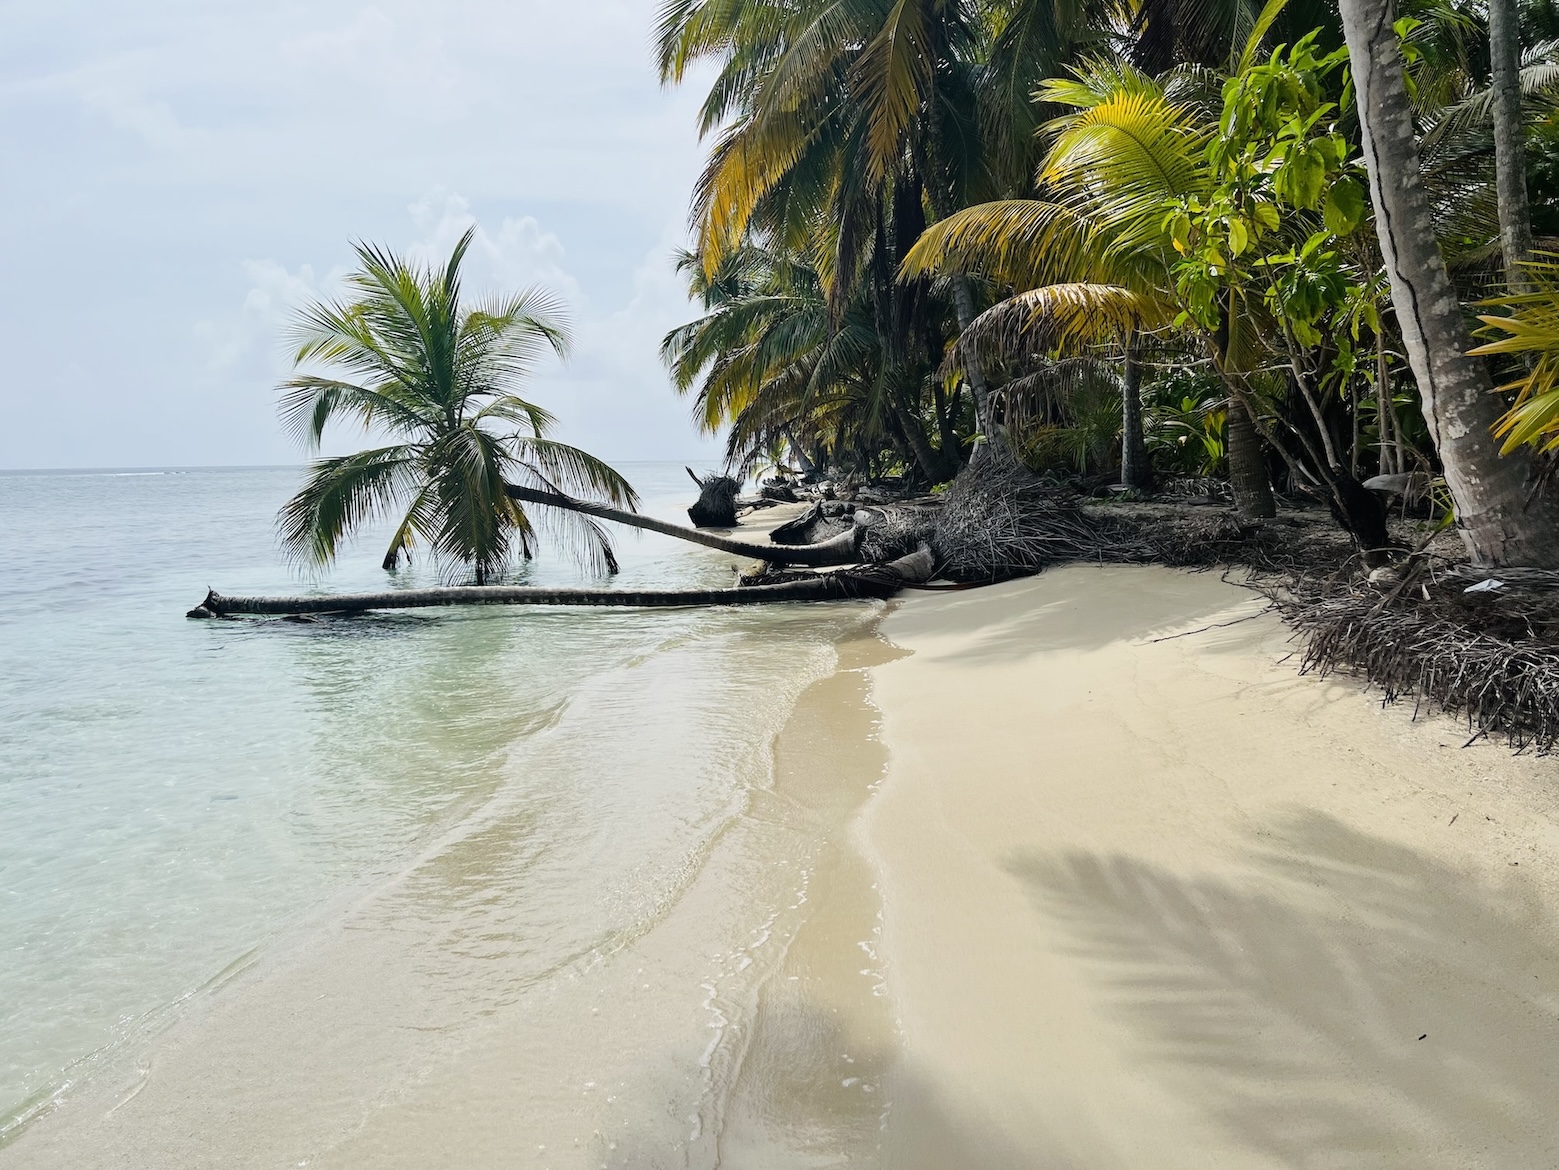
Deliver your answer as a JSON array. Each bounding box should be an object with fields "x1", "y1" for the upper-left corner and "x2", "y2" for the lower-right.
[
  {"x1": 187, "y1": 546, "x2": 936, "y2": 618},
  {"x1": 503, "y1": 483, "x2": 860, "y2": 566}
]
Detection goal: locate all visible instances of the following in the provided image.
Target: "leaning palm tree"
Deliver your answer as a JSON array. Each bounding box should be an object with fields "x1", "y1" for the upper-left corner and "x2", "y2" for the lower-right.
[{"x1": 277, "y1": 228, "x2": 638, "y2": 584}]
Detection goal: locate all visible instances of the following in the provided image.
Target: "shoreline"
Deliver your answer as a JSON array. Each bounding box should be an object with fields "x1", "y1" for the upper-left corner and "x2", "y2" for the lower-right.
[
  {"x1": 12, "y1": 556, "x2": 1559, "y2": 1165},
  {"x1": 862, "y1": 564, "x2": 1559, "y2": 1166},
  {"x1": 2, "y1": 502, "x2": 890, "y2": 1168}
]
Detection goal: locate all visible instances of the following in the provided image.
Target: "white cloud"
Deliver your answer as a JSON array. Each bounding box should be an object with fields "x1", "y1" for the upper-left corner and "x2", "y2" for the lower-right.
[{"x1": 0, "y1": 1, "x2": 723, "y2": 468}]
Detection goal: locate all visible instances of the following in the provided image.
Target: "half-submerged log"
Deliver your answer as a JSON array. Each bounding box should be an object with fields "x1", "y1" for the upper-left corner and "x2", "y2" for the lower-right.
[
  {"x1": 187, "y1": 546, "x2": 934, "y2": 618},
  {"x1": 503, "y1": 483, "x2": 860, "y2": 566},
  {"x1": 686, "y1": 468, "x2": 741, "y2": 527}
]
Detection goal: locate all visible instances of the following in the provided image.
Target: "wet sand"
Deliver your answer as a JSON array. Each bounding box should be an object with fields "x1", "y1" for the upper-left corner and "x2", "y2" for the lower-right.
[
  {"x1": 864, "y1": 565, "x2": 1559, "y2": 1167},
  {"x1": 2, "y1": 501, "x2": 897, "y2": 1169},
  {"x1": 11, "y1": 560, "x2": 1559, "y2": 1167}
]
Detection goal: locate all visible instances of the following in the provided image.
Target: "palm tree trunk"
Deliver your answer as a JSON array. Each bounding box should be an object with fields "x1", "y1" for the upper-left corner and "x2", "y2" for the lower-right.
[
  {"x1": 1375, "y1": 334, "x2": 1400, "y2": 474},
  {"x1": 503, "y1": 484, "x2": 863, "y2": 566},
  {"x1": 933, "y1": 383, "x2": 964, "y2": 469},
  {"x1": 1490, "y1": 0, "x2": 1534, "y2": 295},
  {"x1": 947, "y1": 273, "x2": 1003, "y2": 455},
  {"x1": 920, "y1": 100, "x2": 1006, "y2": 463},
  {"x1": 189, "y1": 578, "x2": 879, "y2": 618},
  {"x1": 1340, "y1": 0, "x2": 1559, "y2": 566},
  {"x1": 1120, "y1": 332, "x2": 1150, "y2": 489},
  {"x1": 188, "y1": 547, "x2": 937, "y2": 617},
  {"x1": 1226, "y1": 399, "x2": 1277, "y2": 518},
  {"x1": 1214, "y1": 308, "x2": 1277, "y2": 517},
  {"x1": 892, "y1": 402, "x2": 958, "y2": 483}
]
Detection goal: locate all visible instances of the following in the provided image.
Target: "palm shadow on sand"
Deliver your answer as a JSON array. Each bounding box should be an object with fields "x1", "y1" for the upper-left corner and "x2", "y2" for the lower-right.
[{"x1": 1006, "y1": 811, "x2": 1559, "y2": 1166}]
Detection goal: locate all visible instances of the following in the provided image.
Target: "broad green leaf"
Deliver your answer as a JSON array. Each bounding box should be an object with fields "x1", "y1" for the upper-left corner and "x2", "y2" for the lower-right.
[{"x1": 1323, "y1": 177, "x2": 1366, "y2": 234}]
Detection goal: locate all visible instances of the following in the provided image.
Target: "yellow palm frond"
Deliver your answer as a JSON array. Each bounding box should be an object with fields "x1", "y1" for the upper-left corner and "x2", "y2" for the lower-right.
[
  {"x1": 693, "y1": 107, "x2": 820, "y2": 274},
  {"x1": 850, "y1": 0, "x2": 933, "y2": 180},
  {"x1": 900, "y1": 200, "x2": 1099, "y2": 287},
  {"x1": 1471, "y1": 254, "x2": 1559, "y2": 453},
  {"x1": 964, "y1": 283, "x2": 1176, "y2": 357}
]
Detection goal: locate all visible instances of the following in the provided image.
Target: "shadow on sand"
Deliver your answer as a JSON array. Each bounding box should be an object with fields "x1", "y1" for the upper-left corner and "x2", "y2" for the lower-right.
[{"x1": 1006, "y1": 811, "x2": 1559, "y2": 1166}]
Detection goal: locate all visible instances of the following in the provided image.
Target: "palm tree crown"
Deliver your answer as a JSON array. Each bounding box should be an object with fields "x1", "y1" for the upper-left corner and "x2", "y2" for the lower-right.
[{"x1": 277, "y1": 228, "x2": 638, "y2": 584}]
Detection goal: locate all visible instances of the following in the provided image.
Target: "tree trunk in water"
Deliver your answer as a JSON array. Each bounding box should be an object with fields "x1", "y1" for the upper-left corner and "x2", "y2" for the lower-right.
[
  {"x1": 1340, "y1": 0, "x2": 1559, "y2": 566},
  {"x1": 1226, "y1": 398, "x2": 1277, "y2": 518},
  {"x1": 1490, "y1": 0, "x2": 1534, "y2": 295},
  {"x1": 1120, "y1": 333, "x2": 1150, "y2": 489},
  {"x1": 189, "y1": 547, "x2": 938, "y2": 617},
  {"x1": 503, "y1": 484, "x2": 863, "y2": 566}
]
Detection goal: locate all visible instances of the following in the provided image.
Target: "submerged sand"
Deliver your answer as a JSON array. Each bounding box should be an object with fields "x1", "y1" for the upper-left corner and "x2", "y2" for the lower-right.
[
  {"x1": 9, "y1": 562, "x2": 1559, "y2": 1166},
  {"x1": 865, "y1": 565, "x2": 1559, "y2": 1167}
]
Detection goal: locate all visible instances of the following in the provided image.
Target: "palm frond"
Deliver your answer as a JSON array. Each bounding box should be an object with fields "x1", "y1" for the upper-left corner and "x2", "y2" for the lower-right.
[{"x1": 278, "y1": 445, "x2": 419, "y2": 568}]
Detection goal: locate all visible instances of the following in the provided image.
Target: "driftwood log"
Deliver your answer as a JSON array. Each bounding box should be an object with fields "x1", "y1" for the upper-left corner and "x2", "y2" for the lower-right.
[{"x1": 189, "y1": 547, "x2": 935, "y2": 618}]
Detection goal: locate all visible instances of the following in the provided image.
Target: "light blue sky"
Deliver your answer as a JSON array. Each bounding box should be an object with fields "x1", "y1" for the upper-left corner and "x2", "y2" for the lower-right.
[{"x1": 0, "y1": 0, "x2": 724, "y2": 469}]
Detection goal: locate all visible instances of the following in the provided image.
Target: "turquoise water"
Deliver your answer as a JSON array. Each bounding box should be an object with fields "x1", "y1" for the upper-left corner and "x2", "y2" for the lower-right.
[{"x1": 0, "y1": 464, "x2": 867, "y2": 1140}]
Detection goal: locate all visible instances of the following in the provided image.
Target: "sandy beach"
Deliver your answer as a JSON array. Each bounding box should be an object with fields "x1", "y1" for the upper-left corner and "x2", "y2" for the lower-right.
[
  {"x1": 865, "y1": 565, "x2": 1559, "y2": 1167},
  {"x1": 9, "y1": 560, "x2": 1559, "y2": 1167}
]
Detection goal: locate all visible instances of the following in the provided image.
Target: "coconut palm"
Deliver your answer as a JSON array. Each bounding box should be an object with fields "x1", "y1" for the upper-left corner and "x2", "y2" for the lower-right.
[
  {"x1": 277, "y1": 228, "x2": 638, "y2": 584},
  {"x1": 656, "y1": 0, "x2": 1105, "y2": 459},
  {"x1": 1340, "y1": 0, "x2": 1559, "y2": 566},
  {"x1": 901, "y1": 60, "x2": 1276, "y2": 506}
]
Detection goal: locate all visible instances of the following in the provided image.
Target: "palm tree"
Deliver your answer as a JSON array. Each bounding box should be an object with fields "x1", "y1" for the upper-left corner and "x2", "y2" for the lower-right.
[
  {"x1": 277, "y1": 228, "x2": 638, "y2": 584},
  {"x1": 656, "y1": 0, "x2": 1104, "y2": 462},
  {"x1": 1339, "y1": 0, "x2": 1559, "y2": 567},
  {"x1": 902, "y1": 59, "x2": 1278, "y2": 511}
]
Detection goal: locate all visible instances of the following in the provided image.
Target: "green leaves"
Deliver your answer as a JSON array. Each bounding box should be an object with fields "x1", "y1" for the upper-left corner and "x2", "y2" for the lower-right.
[
  {"x1": 1323, "y1": 176, "x2": 1366, "y2": 234},
  {"x1": 277, "y1": 232, "x2": 634, "y2": 582},
  {"x1": 1473, "y1": 255, "x2": 1559, "y2": 453}
]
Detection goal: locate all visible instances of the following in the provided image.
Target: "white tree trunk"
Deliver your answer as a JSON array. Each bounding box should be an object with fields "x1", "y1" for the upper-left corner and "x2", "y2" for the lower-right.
[
  {"x1": 1489, "y1": 0, "x2": 1534, "y2": 294},
  {"x1": 1339, "y1": 0, "x2": 1559, "y2": 566}
]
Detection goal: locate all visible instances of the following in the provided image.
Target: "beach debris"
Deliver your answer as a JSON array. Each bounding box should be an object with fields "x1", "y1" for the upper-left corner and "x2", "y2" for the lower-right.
[
  {"x1": 1464, "y1": 578, "x2": 1507, "y2": 594},
  {"x1": 188, "y1": 544, "x2": 935, "y2": 618},
  {"x1": 1266, "y1": 571, "x2": 1559, "y2": 754},
  {"x1": 686, "y1": 468, "x2": 741, "y2": 527}
]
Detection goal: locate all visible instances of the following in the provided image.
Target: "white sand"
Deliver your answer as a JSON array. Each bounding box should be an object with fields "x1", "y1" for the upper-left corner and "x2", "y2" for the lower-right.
[
  {"x1": 12, "y1": 557, "x2": 1559, "y2": 1168},
  {"x1": 864, "y1": 565, "x2": 1559, "y2": 1167}
]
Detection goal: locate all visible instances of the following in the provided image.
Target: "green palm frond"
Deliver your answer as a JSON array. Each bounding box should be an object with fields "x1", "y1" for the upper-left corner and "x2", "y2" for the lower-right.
[
  {"x1": 512, "y1": 437, "x2": 641, "y2": 509},
  {"x1": 276, "y1": 230, "x2": 629, "y2": 582},
  {"x1": 851, "y1": 0, "x2": 936, "y2": 178},
  {"x1": 279, "y1": 445, "x2": 421, "y2": 568}
]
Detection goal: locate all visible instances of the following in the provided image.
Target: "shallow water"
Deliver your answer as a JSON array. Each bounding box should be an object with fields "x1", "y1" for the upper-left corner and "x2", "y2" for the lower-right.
[{"x1": 0, "y1": 463, "x2": 879, "y2": 1152}]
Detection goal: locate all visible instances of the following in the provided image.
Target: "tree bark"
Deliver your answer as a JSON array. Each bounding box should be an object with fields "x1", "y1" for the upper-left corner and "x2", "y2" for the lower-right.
[
  {"x1": 502, "y1": 484, "x2": 863, "y2": 566},
  {"x1": 188, "y1": 547, "x2": 938, "y2": 617},
  {"x1": 1226, "y1": 397, "x2": 1277, "y2": 518},
  {"x1": 1340, "y1": 0, "x2": 1559, "y2": 566},
  {"x1": 1120, "y1": 332, "x2": 1150, "y2": 489},
  {"x1": 947, "y1": 272, "x2": 1003, "y2": 457},
  {"x1": 189, "y1": 578, "x2": 878, "y2": 618},
  {"x1": 892, "y1": 401, "x2": 959, "y2": 483},
  {"x1": 1489, "y1": 0, "x2": 1534, "y2": 294},
  {"x1": 1375, "y1": 334, "x2": 1400, "y2": 474}
]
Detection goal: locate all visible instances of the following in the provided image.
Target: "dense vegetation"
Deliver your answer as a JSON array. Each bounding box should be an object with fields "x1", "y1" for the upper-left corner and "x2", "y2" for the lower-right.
[{"x1": 656, "y1": 0, "x2": 1559, "y2": 565}]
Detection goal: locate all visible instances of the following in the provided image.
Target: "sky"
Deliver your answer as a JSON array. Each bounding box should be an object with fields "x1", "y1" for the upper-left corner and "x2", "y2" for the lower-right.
[{"x1": 0, "y1": 0, "x2": 725, "y2": 469}]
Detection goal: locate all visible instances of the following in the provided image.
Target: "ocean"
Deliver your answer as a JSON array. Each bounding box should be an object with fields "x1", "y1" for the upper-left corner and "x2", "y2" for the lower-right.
[{"x1": 0, "y1": 463, "x2": 885, "y2": 1158}]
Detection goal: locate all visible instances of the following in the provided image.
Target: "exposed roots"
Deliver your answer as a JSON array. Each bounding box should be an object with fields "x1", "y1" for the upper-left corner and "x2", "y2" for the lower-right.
[
  {"x1": 929, "y1": 454, "x2": 1145, "y2": 582},
  {"x1": 1266, "y1": 570, "x2": 1559, "y2": 754}
]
